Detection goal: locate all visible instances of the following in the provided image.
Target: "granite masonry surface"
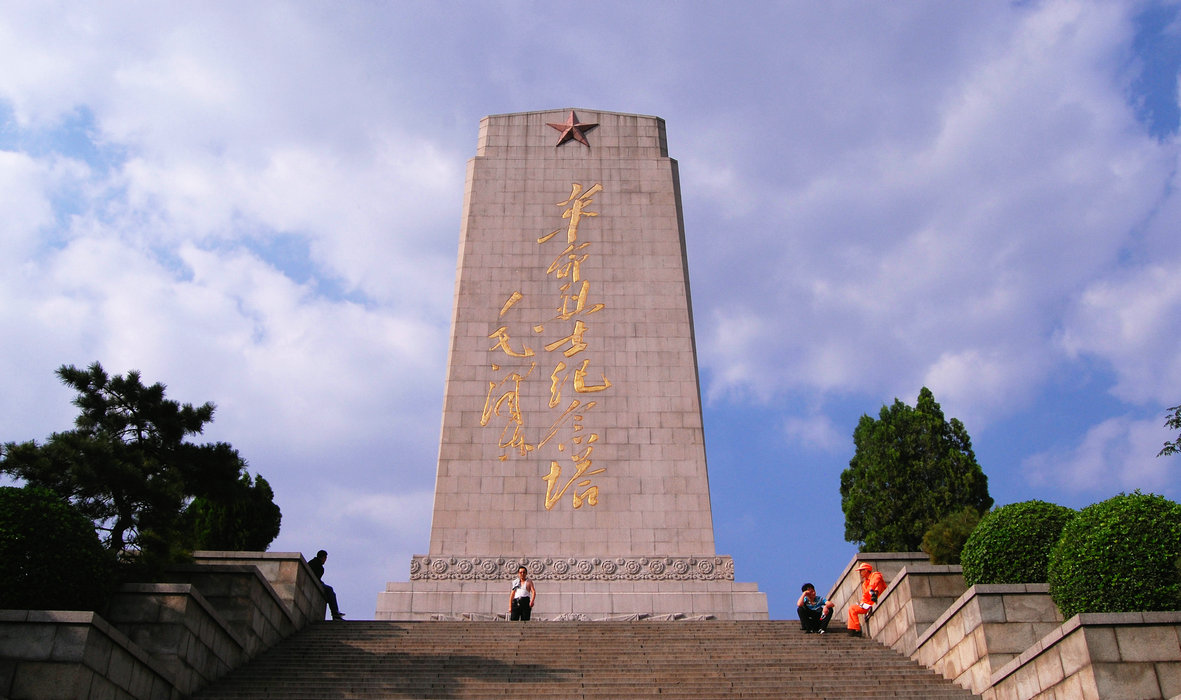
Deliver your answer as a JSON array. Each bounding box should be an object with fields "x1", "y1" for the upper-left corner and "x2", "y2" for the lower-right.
[{"x1": 376, "y1": 109, "x2": 767, "y2": 620}]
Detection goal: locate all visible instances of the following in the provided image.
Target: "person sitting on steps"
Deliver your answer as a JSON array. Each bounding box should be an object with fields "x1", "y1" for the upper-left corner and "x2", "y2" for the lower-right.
[{"x1": 797, "y1": 582, "x2": 835, "y2": 634}]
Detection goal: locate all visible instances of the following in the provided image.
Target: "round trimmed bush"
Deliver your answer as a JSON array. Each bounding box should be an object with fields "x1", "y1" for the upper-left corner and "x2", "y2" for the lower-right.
[
  {"x1": 1048, "y1": 491, "x2": 1181, "y2": 620},
  {"x1": 0, "y1": 486, "x2": 114, "y2": 611},
  {"x1": 961, "y1": 500, "x2": 1075, "y2": 586}
]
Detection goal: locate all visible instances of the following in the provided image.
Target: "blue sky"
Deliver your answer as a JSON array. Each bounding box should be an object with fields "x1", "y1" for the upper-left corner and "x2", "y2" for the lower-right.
[{"x1": 1, "y1": 1, "x2": 1179, "y2": 621}]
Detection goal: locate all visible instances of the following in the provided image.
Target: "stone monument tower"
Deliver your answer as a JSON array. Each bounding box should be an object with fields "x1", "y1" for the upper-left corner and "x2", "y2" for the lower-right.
[{"x1": 376, "y1": 108, "x2": 767, "y2": 620}]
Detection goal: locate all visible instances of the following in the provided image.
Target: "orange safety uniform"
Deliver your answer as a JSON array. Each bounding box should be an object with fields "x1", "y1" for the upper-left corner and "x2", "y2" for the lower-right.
[{"x1": 847, "y1": 568, "x2": 886, "y2": 631}]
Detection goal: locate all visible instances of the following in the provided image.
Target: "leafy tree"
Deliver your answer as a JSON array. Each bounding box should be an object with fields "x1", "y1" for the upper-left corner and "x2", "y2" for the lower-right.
[
  {"x1": 841, "y1": 387, "x2": 993, "y2": 551},
  {"x1": 0, "y1": 486, "x2": 115, "y2": 611},
  {"x1": 920, "y1": 505, "x2": 982, "y2": 565},
  {"x1": 1048, "y1": 491, "x2": 1181, "y2": 619},
  {"x1": 0, "y1": 362, "x2": 281, "y2": 575},
  {"x1": 1159, "y1": 403, "x2": 1181, "y2": 457},
  {"x1": 960, "y1": 500, "x2": 1075, "y2": 586},
  {"x1": 183, "y1": 471, "x2": 281, "y2": 551}
]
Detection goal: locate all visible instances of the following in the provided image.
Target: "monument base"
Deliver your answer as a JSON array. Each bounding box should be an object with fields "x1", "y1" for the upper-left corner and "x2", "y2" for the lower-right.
[{"x1": 376, "y1": 579, "x2": 768, "y2": 621}]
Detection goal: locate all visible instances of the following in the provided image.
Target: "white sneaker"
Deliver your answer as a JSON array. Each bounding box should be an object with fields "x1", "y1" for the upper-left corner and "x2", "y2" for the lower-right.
[{"x1": 818, "y1": 629, "x2": 825, "y2": 635}]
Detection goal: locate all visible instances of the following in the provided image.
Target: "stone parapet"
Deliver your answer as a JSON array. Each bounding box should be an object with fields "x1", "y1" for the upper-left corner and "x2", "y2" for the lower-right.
[
  {"x1": 104, "y1": 583, "x2": 246, "y2": 696},
  {"x1": 0, "y1": 552, "x2": 327, "y2": 699},
  {"x1": 984, "y1": 611, "x2": 1181, "y2": 700},
  {"x1": 838, "y1": 554, "x2": 1181, "y2": 700},
  {"x1": 913, "y1": 583, "x2": 1063, "y2": 695},
  {"x1": 377, "y1": 579, "x2": 767, "y2": 621},
  {"x1": 191, "y1": 551, "x2": 326, "y2": 626},
  {"x1": 871, "y1": 563, "x2": 968, "y2": 655},
  {"x1": 0, "y1": 609, "x2": 177, "y2": 700},
  {"x1": 162, "y1": 563, "x2": 298, "y2": 657},
  {"x1": 825, "y1": 552, "x2": 928, "y2": 628}
]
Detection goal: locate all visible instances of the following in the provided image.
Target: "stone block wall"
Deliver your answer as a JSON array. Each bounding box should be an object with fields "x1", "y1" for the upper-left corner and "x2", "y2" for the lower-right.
[
  {"x1": 913, "y1": 583, "x2": 1062, "y2": 695},
  {"x1": 378, "y1": 579, "x2": 767, "y2": 621},
  {"x1": 162, "y1": 563, "x2": 298, "y2": 657},
  {"x1": 191, "y1": 551, "x2": 326, "y2": 628},
  {"x1": 0, "y1": 610, "x2": 176, "y2": 700},
  {"x1": 104, "y1": 583, "x2": 246, "y2": 695},
  {"x1": 870, "y1": 564, "x2": 967, "y2": 655},
  {"x1": 984, "y1": 611, "x2": 1181, "y2": 700},
  {"x1": 0, "y1": 552, "x2": 325, "y2": 700},
  {"x1": 844, "y1": 554, "x2": 1181, "y2": 700},
  {"x1": 825, "y1": 552, "x2": 928, "y2": 630}
]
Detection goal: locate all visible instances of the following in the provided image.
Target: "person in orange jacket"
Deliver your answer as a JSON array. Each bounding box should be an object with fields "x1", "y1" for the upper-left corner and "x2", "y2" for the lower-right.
[{"x1": 847, "y1": 561, "x2": 886, "y2": 636}]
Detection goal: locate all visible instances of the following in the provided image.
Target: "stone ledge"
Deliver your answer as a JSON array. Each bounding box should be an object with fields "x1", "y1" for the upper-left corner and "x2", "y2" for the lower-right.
[
  {"x1": 0, "y1": 551, "x2": 328, "y2": 699},
  {"x1": 836, "y1": 554, "x2": 1181, "y2": 700},
  {"x1": 986, "y1": 611, "x2": 1181, "y2": 700},
  {"x1": 0, "y1": 609, "x2": 176, "y2": 700},
  {"x1": 191, "y1": 551, "x2": 325, "y2": 627},
  {"x1": 106, "y1": 582, "x2": 249, "y2": 695},
  {"x1": 871, "y1": 564, "x2": 968, "y2": 656},
  {"x1": 377, "y1": 579, "x2": 768, "y2": 621}
]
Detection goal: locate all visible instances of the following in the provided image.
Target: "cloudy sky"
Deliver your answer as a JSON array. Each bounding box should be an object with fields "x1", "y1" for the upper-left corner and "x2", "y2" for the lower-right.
[{"x1": 2, "y1": 1, "x2": 1179, "y2": 620}]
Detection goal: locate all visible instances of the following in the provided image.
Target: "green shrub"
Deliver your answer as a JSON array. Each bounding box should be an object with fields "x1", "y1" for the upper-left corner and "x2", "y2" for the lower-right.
[
  {"x1": 0, "y1": 486, "x2": 115, "y2": 611},
  {"x1": 960, "y1": 500, "x2": 1075, "y2": 586},
  {"x1": 921, "y1": 506, "x2": 983, "y2": 565},
  {"x1": 1048, "y1": 491, "x2": 1181, "y2": 620}
]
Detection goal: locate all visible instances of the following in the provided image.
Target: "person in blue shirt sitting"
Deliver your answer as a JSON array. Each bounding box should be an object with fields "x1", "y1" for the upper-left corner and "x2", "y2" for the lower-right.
[{"x1": 797, "y1": 582, "x2": 834, "y2": 634}]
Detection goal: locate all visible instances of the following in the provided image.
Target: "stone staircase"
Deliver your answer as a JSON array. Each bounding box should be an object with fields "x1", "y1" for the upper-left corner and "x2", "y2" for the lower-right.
[{"x1": 194, "y1": 620, "x2": 978, "y2": 699}]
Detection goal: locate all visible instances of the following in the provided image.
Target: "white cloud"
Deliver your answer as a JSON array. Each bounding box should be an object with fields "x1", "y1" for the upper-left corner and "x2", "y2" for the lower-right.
[
  {"x1": 782, "y1": 413, "x2": 846, "y2": 453},
  {"x1": 1060, "y1": 261, "x2": 1181, "y2": 407},
  {"x1": 1024, "y1": 414, "x2": 1178, "y2": 498},
  {"x1": 695, "y1": 0, "x2": 1173, "y2": 434},
  {"x1": 921, "y1": 350, "x2": 1047, "y2": 430},
  {"x1": 0, "y1": 151, "x2": 57, "y2": 260}
]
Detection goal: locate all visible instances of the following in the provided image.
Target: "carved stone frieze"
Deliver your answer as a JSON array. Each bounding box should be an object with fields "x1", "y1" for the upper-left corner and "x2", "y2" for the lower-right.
[{"x1": 409, "y1": 555, "x2": 735, "y2": 582}]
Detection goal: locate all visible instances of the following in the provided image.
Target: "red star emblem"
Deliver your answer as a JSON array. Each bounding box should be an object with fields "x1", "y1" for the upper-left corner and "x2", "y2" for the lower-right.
[{"x1": 547, "y1": 110, "x2": 599, "y2": 147}]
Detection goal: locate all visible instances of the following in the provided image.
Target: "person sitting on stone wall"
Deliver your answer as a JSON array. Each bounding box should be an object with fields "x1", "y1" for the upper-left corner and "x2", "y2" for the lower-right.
[
  {"x1": 847, "y1": 562, "x2": 886, "y2": 637},
  {"x1": 309, "y1": 549, "x2": 345, "y2": 621}
]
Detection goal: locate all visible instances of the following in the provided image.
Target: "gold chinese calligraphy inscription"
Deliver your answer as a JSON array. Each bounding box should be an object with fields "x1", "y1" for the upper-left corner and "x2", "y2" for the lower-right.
[{"x1": 479, "y1": 182, "x2": 611, "y2": 510}]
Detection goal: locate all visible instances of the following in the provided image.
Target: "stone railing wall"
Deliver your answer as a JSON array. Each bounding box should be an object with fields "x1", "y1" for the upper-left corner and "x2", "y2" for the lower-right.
[
  {"x1": 985, "y1": 611, "x2": 1181, "y2": 700},
  {"x1": 104, "y1": 583, "x2": 248, "y2": 696},
  {"x1": 0, "y1": 610, "x2": 177, "y2": 700},
  {"x1": 913, "y1": 583, "x2": 1063, "y2": 695},
  {"x1": 868, "y1": 564, "x2": 967, "y2": 655},
  {"x1": 191, "y1": 551, "x2": 325, "y2": 629},
  {"x1": 161, "y1": 562, "x2": 299, "y2": 657},
  {"x1": 0, "y1": 551, "x2": 326, "y2": 700},
  {"x1": 825, "y1": 552, "x2": 928, "y2": 628},
  {"x1": 840, "y1": 554, "x2": 1181, "y2": 700}
]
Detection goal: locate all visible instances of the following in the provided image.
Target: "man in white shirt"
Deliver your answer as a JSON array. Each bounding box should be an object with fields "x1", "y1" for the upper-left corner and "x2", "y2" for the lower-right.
[{"x1": 509, "y1": 566, "x2": 537, "y2": 621}]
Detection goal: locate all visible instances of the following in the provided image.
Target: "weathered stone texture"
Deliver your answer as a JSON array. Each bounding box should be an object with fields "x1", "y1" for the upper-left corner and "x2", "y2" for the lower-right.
[{"x1": 377, "y1": 109, "x2": 766, "y2": 620}]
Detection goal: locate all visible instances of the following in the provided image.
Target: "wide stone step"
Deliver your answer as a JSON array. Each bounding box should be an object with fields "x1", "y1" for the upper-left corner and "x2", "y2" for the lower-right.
[{"x1": 195, "y1": 621, "x2": 978, "y2": 699}]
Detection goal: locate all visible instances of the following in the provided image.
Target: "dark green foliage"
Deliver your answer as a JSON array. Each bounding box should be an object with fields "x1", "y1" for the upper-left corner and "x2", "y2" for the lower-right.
[
  {"x1": 0, "y1": 362, "x2": 281, "y2": 579},
  {"x1": 1048, "y1": 492, "x2": 1181, "y2": 620},
  {"x1": 183, "y1": 472, "x2": 282, "y2": 551},
  {"x1": 921, "y1": 506, "x2": 983, "y2": 565},
  {"x1": 1159, "y1": 404, "x2": 1181, "y2": 457},
  {"x1": 841, "y1": 387, "x2": 993, "y2": 552},
  {"x1": 960, "y1": 500, "x2": 1075, "y2": 586},
  {"x1": 0, "y1": 486, "x2": 115, "y2": 611}
]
